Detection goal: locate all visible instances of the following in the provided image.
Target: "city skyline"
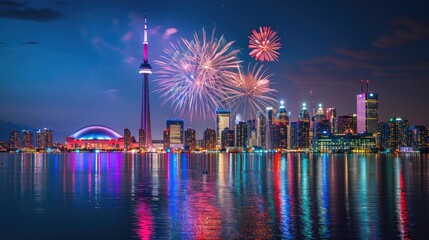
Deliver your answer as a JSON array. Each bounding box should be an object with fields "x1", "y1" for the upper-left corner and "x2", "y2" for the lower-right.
[{"x1": 1, "y1": 0, "x2": 429, "y2": 141}]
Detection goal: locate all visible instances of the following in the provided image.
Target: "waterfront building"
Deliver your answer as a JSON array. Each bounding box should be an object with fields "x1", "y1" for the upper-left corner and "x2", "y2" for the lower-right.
[
  {"x1": 124, "y1": 129, "x2": 131, "y2": 151},
  {"x1": 22, "y1": 130, "x2": 33, "y2": 148},
  {"x1": 235, "y1": 121, "x2": 248, "y2": 149},
  {"x1": 325, "y1": 107, "x2": 337, "y2": 134},
  {"x1": 139, "y1": 15, "x2": 153, "y2": 149},
  {"x1": 290, "y1": 121, "x2": 298, "y2": 149},
  {"x1": 9, "y1": 131, "x2": 20, "y2": 150},
  {"x1": 163, "y1": 128, "x2": 170, "y2": 149},
  {"x1": 381, "y1": 117, "x2": 409, "y2": 151},
  {"x1": 43, "y1": 128, "x2": 53, "y2": 148},
  {"x1": 257, "y1": 111, "x2": 266, "y2": 148},
  {"x1": 184, "y1": 128, "x2": 196, "y2": 151},
  {"x1": 203, "y1": 128, "x2": 216, "y2": 150},
  {"x1": 221, "y1": 128, "x2": 235, "y2": 150},
  {"x1": 409, "y1": 126, "x2": 429, "y2": 151},
  {"x1": 271, "y1": 123, "x2": 288, "y2": 149},
  {"x1": 357, "y1": 80, "x2": 378, "y2": 133},
  {"x1": 265, "y1": 107, "x2": 274, "y2": 149},
  {"x1": 338, "y1": 114, "x2": 357, "y2": 134},
  {"x1": 315, "y1": 133, "x2": 376, "y2": 153},
  {"x1": 298, "y1": 103, "x2": 310, "y2": 149},
  {"x1": 66, "y1": 125, "x2": 124, "y2": 150},
  {"x1": 166, "y1": 119, "x2": 184, "y2": 148},
  {"x1": 216, "y1": 108, "x2": 230, "y2": 147},
  {"x1": 36, "y1": 129, "x2": 44, "y2": 149}
]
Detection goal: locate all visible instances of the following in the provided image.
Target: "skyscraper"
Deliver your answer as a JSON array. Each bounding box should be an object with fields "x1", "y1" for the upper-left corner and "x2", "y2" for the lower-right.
[
  {"x1": 203, "y1": 128, "x2": 216, "y2": 150},
  {"x1": 409, "y1": 126, "x2": 428, "y2": 151},
  {"x1": 257, "y1": 111, "x2": 266, "y2": 148},
  {"x1": 235, "y1": 121, "x2": 248, "y2": 149},
  {"x1": 357, "y1": 80, "x2": 378, "y2": 134},
  {"x1": 139, "y1": 14, "x2": 153, "y2": 149},
  {"x1": 216, "y1": 109, "x2": 230, "y2": 148},
  {"x1": 385, "y1": 117, "x2": 409, "y2": 151},
  {"x1": 221, "y1": 128, "x2": 235, "y2": 149},
  {"x1": 43, "y1": 128, "x2": 53, "y2": 148},
  {"x1": 22, "y1": 130, "x2": 33, "y2": 148},
  {"x1": 163, "y1": 128, "x2": 170, "y2": 149},
  {"x1": 166, "y1": 119, "x2": 184, "y2": 147},
  {"x1": 265, "y1": 107, "x2": 274, "y2": 149},
  {"x1": 36, "y1": 129, "x2": 44, "y2": 149},
  {"x1": 325, "y1": 107, "x2": 337, "y2": 134},
  {"x1": 184, "y1": 128, "x2": 196, "y2": 151},
  {"x1": 338, "y1": 114, "x2": 357, "y2": 134},
  {"x1": 124, "y1": 129, "x2": 131, "y2": 151},
  {"x1": 138, "y1": 129, "x2": 145, "y2": 149},
  {"x1": 298, "y1": 103, "x2": 310, "y2": 149},
  {"x1": 9, "y1": 131, "x2": 20, "y2": 150}
]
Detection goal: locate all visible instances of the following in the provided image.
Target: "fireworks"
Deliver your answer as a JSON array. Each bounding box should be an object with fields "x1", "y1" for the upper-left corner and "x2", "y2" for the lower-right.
[
  {"x1": 248, "y1": 26, "x2": 281, "y2": 62},
  {"x1": 154, "y1": 28, "x2": 241, "y2": 119},
  {"x1": 223, "y1": 64, "x2": 277, "y2": 120}
]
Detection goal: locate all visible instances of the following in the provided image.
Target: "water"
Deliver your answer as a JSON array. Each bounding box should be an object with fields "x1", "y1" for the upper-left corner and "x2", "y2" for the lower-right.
[{"x1": 0, "y1": 153, "x2": 428, "y2": 239}]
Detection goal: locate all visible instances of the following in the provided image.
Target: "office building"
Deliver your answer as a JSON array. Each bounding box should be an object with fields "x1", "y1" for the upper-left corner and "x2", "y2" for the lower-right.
[
  {"x1": 9, "y1": 131, "x2": 20, "y2": 150},
  {"x1": 221, "y1": 128, "x2": 235, "y2": 149},
  {"x1": 163, "y1": 128, "x2": 170, "y2": 149},
  {"x1": 357, "y1": 81, "x2": 378, "y2": 133},
  {"x1": 203, "y1": 128, "x2": 216, "y2": 150},
  {"x1": 43, "y1": 128, "x2": 53, "y2": 148},
  {"x1": 216, "y1": 108, "x2": 230, "y2": 147},
  {"x1": 166, "y1": 119, "x2": 184, "y2": 147},
  {"x1": 124, "y1": 129, "x2": 131, "y2": 151},
  {"x1": 22, "y1": 130, "x2": 33, "y2": 148},
  {"x1": 184, "y1": 128, "x2": 196, "y2": 151},
  {"x1": 36, "y1": 129, "x2": 44, "y2": 149},
  {"x1": 338, "y1": 114, "x2": 357, "y2": 134},
  {"x1": 235, "y1": 121, "x2": 248, "y2": 149}
]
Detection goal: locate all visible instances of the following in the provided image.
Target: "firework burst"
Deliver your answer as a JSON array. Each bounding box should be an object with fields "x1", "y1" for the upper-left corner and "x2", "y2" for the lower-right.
[
  {"x1": 223, "y1": 64, "x2": 277, "y2": 120},
  {"x1": 248, "y1": 26, "x2": 281, "y2": 62},
  {"x1": 154, "y1": 29, "x2": 241, "y2": 119}
]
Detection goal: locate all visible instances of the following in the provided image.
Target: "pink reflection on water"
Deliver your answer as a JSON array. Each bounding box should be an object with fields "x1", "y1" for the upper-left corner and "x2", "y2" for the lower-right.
[
  {"x1": 398, "y1": 171, "x2": 411, "y2": 240},
  {"x1": 135, "y1": 201, "x2": 154, "y2": 240}
]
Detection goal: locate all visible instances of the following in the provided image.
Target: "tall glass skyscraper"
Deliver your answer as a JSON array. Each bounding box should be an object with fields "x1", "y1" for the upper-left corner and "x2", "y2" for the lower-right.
[
  {"x1": 215, "y1": 108, "x2": 230, "y2": 147},
  {"x1": 357, "y1": 90, "x2": 378, "y2": 134}
]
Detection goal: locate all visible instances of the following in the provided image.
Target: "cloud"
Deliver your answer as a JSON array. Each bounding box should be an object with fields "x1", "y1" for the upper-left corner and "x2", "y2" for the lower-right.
[
  {"x1": 102, "y1": 89, "x2": 120, "y2": 99},
  {"x1": 0, "y1": 0, "x2": 63, "y2": 22},
  {"x1": 163, "y1": 28, "x2": 178, "y2": 40},
  {"x1": 121, "y1": 31, "x2": 133, "y2": 42},
  {"x1": 123, "y1": 56, "x2": 136, "y2": 65},
  {"x1": 373, "y1": 17, "x2": 429, "y2": 48},
  {"x1": 148, "y1": 25, "x2": 162, "y2": 36},
  {"x1": 331, "y1": 47, "x2": 390, "y2": 60},
  {"x1": 21, "y1": 41, "x2": 38, "y2": 45}
]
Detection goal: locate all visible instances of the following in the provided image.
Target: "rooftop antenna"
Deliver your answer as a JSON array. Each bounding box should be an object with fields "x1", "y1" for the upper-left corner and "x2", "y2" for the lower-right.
[
  {"x1": 360, "y1": 79, "x2": 363, "y2": 93},
  {"x1": 366, "y1": 80, "x2": 369, "y2": 93}
]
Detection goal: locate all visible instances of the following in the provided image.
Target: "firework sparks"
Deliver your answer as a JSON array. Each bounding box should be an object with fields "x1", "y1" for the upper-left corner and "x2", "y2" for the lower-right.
[
  {"x1": 155, "y1": 29, "x2": 241, "y2": 119},
  {"x1": 223, "y1": 64, "x2": 277, "y2": 120},
  {"x1": 248, "y1": 26, "x2": 281, "y2": 62}
]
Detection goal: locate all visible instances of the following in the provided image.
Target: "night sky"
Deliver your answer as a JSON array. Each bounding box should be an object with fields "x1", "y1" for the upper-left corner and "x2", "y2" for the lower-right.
[{"x1": 1, "y1": 0, "x2": 429, "y2": 141}]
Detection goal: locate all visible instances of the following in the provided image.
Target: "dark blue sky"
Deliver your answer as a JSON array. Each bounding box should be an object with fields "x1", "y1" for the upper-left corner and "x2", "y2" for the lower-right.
[{"x1": 1, "y1": 0, "x2": 429, "y2": 141}]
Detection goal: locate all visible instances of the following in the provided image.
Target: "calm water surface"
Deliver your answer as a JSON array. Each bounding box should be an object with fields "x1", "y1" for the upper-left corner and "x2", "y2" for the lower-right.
[{"x1": 0, "y1": 153, "x2": 429, "y2": 239}]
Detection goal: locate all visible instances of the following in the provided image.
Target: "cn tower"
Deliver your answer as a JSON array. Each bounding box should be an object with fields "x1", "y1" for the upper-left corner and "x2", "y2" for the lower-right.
[{"x1": 139, "y1": 14, "x2": 152, "y2": 150}]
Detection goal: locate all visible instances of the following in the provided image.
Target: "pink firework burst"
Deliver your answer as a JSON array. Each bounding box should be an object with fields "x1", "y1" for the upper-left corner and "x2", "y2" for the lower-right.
[
  {"x1": 248, "y1": 26, "x2": 281, "y2": 62},
  {"x1": 154, "y1": 28, "x2": 241, "y2": 119},
  {"x1": 223, "y1": 64, "x2": 277, "y2": 120}
]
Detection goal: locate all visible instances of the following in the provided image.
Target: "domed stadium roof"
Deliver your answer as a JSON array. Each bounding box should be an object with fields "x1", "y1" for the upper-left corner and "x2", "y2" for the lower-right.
[{"x1": 70, "y1": 125, "x2": 123, "y2": 140}]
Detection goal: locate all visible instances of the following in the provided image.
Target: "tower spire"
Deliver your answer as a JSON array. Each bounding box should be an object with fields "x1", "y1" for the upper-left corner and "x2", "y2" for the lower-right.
[{"x1": 143, "y1": 13, "x2": 148, "y2": 63}]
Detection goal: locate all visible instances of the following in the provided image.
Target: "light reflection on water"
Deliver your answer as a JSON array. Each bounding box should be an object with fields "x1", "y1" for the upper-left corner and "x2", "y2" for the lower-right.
[{"x1": 0, "y1": 153, "x2": 429, "y2": 239}]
